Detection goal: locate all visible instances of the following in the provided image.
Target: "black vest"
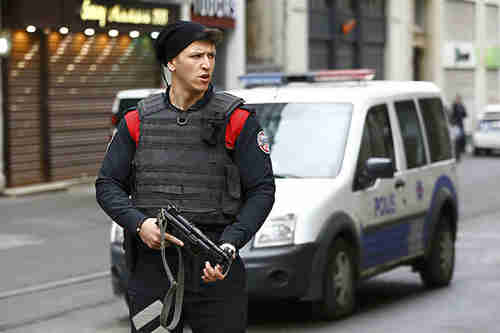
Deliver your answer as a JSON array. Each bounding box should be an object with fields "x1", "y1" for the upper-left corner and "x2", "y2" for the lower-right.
[{"x1": 131, "y1": 91, "x2": 245, "y2": 226}]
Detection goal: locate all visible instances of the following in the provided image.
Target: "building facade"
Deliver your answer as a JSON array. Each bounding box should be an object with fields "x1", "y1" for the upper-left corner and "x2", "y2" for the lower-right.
[
  {"x1": 246, "y1": 0, "x2": 386, "y2": 76},
  {"x1": 246, "y1": 0, "x2": 500, "y2": 135},
  {"x1": 0, "y1": 0, "x2": 245, "y2": 191},
  {"x1": 386, "y1": 0, "x2": 500, "y2": 135}
]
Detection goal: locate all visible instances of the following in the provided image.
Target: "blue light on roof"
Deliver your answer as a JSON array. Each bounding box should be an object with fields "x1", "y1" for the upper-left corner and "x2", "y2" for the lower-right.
[{"x1": 238, "y1": 72, "x2": 284, "y2": 88}]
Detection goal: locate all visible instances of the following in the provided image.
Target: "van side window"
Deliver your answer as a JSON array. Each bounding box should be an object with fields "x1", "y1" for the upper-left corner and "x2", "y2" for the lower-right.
[
  {"x1": 395, "y1": 100, "x2": 427, "y2": 169},
  {"x1": 418, "y1": 98, "x2": 453, "y2": 162},
  {"x1": 354, "y1": 104, "x2": 395, "y2": 190}
]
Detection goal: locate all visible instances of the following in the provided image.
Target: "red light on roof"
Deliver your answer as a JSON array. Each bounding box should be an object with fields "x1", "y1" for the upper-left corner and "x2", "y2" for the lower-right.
[{"x1": 313, "y1": 69, "x2": 376, "y2": 82}]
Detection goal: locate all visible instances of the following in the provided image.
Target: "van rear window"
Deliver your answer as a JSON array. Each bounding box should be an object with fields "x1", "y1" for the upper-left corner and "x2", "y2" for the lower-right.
[{"x1": 418, "y1": 98, "x2": 452, "y2": 162}]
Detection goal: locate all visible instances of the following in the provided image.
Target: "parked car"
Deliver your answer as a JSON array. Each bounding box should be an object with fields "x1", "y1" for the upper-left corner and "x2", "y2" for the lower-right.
[
  {"x1": 110, "y1": 70, "x2": 459, "y2": 320},
  {"x1": 472, "y1": 104, "x2": 500, "y2": 156},
  {"x1": 109, "y1": 88, "x2": 163, "y2": 138}
]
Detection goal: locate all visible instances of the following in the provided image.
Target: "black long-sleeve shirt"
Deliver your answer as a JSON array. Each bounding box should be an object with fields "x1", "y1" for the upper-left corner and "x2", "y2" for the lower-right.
[{"x1": 95, "y1": 99, "x2": 275, "y2": 250}]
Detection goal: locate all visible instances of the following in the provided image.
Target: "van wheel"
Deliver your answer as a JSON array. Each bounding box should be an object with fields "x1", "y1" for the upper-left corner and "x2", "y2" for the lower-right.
[
  {"x1": 419, "y1": 217, "x2": 455, "y2": 288},
  {"x1": 316, "y1": 238, "x2": 356, "y2": 320}
]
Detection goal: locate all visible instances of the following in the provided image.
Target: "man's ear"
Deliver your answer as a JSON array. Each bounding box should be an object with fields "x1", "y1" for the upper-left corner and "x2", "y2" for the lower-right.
[{"x1": 167, "y1": 61, "x2": 175, "y2": 72}]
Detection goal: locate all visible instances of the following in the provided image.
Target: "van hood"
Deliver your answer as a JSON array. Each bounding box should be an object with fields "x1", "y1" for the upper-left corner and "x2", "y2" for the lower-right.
[{"x1": 268, "y1": 178, "x2": 343, "y2": 218}]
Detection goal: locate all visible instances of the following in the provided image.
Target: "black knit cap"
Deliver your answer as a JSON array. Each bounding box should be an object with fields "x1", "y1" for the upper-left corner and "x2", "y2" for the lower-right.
[{"x1": 154, "y1": 20, "x2": 223, "y2": 66}]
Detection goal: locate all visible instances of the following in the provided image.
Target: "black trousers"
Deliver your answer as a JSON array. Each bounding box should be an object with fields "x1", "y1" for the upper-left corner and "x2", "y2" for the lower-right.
[{"x1": 127, "y1": 249, "x2": 247, "y2": 333}]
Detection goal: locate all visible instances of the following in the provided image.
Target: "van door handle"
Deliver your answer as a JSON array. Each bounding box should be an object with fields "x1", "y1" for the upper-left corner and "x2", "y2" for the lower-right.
[{"x1": 395, "y1": 179, "x2": 406, "y2": 189}]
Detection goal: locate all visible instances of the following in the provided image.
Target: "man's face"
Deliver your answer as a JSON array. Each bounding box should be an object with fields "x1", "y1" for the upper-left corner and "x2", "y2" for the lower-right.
[{"x1": 170, "y1": 40, "x2": 216, "y2": 93}]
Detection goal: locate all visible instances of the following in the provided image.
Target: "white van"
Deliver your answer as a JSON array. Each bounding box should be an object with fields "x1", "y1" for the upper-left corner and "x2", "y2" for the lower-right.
[{"x1": 228, "y1": 70, "x2": 459, "y2": 319}]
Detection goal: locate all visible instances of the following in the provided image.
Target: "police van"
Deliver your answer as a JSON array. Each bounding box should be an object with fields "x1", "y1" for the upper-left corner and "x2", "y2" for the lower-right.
[
  {"x1": 229, "y1": 69, "x2": 458, "y2": 319},
  {"x1": 110, "y1": 69, "x2": 459, "y2": 320}
]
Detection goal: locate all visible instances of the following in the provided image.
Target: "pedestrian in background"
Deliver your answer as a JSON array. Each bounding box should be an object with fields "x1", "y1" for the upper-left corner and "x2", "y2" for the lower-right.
[
  {"x1": 451, "y1": 94, "x2": 468, "y2": 160},
  {"x1": 96, "y1": 20, "x2": 275, "y2": 333}
]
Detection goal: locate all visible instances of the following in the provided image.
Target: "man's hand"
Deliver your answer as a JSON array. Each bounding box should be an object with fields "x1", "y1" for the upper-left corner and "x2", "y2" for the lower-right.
[
  {"x1": 138, "y1": 218, "x2": 184, "y2": 250},
  {"x1": 202, "y1": 261, "x2": 226, "y2": 283},
  {"x1": 201, "y1": 243, "x2": 236, "y2": 283}
]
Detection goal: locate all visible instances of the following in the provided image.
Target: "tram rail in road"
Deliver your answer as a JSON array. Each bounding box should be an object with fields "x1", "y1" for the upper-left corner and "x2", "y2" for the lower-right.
[{"x1": 0, "y1": 271, "x2": 113, "y2": 332}]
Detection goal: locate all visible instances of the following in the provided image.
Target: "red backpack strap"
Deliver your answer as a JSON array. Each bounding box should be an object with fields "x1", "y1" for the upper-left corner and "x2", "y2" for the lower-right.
[
  {"x1": 124, "y1": 110, "x2": 140, "y2": 147},
  {"x1": 225, "y1": 107, "x2": 251, "y2": 150}
]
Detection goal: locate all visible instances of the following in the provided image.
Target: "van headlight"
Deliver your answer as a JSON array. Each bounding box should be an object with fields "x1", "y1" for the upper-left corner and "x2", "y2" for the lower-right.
[
  {"x1": 110, "y1": 221, "x2": 124, "y2": 244},
  {"x1": 253, "y1": 213, "x2": 297, "y2": 248}
]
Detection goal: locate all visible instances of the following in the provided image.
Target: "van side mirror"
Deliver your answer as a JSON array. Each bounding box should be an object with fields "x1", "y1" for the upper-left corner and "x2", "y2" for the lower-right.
[
  {"x1": 365, "y1": 157, "x2": 394, "y2": 179},
  {"x1": 356, "y1": 157, "x2": 394, "y2": 190}
]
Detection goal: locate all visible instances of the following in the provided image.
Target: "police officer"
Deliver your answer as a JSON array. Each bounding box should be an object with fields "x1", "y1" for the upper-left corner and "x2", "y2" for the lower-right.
[{"x1": 96, "y1": 20, "x2": 275, "y2": 333}]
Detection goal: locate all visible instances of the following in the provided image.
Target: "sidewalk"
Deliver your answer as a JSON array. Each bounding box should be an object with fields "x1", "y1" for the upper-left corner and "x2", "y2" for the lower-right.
[{"x1": 1, "y1": 177, "x2": 95, "y2": 198}]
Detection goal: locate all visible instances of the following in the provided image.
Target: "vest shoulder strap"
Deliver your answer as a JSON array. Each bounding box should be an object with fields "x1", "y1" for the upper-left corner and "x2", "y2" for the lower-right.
[
  {"x1": 137, "y1": 93, "x2": 166, "y2": 120},
  {"x1": 203, "y1": 92, "x2": 245, "y2": 120}
]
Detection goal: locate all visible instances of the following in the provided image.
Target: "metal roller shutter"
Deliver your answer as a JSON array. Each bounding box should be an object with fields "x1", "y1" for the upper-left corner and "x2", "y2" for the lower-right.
[
  {"x1": 47, "y1": 32, "x2": 159, "y2": 181},
  {"x1": 5, "y1": 30, "x2": 45, "y2": 187}
]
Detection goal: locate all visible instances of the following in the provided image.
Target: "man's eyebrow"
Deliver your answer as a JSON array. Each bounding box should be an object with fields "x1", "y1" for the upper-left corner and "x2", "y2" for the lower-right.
[{"x1": 189, "y1": 50, "x2": 216, "y2": 56}]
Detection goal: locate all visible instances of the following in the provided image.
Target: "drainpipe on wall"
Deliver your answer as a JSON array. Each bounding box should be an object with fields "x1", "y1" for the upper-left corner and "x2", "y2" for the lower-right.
[
  {"x1": 284, "y1": 0, "x2": 307, "y2": 73},
  {"x1": 224, "y1": 0, "x2": 246, "y2": 90},
  {"x1": 181, "y1": 1, "x2": 191, "y2": 20},
  {"x1": 474, "y1": 0, "x2": 486, "y2": 134},
  {"x1": 0, "y1": 1, "x2": 6, "y2": 192}
]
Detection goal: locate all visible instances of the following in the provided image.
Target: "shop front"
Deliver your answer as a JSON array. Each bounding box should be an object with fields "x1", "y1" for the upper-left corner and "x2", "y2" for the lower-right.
[{"x1": 2, "y1": 0, "x2": 180, "y2": 187}]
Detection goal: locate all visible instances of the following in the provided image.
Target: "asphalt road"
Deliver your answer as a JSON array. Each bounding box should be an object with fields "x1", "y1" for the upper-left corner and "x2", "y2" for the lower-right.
[{"x1": 1, "y1": 154, "x2": 499, "y2": 333}]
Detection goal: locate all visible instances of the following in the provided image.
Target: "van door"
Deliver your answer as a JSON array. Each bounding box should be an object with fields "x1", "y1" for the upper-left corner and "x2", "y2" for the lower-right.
[
  {"x1": 353, "y1": 104, "x2": 413, "y2": 273},
  {"x1": 393, "y1": 99, "x2": 430, "y2": 257}
]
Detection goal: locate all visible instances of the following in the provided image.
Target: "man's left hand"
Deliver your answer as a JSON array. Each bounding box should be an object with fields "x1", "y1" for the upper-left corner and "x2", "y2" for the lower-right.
[
  {"x1": 202, "y1": 261, "x2": 226, "y2": 283},
  {"x1": 201, "y1": 243, "x2": 236, "y2": 283}
]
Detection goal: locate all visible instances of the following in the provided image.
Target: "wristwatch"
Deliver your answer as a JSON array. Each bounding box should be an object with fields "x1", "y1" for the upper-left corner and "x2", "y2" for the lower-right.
[{"x1": 136, "y1": 218, "x2": 146, "y2": 235}]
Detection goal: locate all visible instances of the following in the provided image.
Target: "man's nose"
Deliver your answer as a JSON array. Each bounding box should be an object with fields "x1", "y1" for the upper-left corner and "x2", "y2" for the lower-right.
[{"x1": 201, "y1": 55, "x2": 211, "y2": 69}]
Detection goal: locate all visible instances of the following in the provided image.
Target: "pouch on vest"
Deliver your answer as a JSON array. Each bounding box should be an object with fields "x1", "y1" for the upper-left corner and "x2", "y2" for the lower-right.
[
  {"x1": 222, "y1": 164, "x2": 242, "y2": 215},
  {"x1": 201, "y1": 119, "x2": 224, "y2": 145}
]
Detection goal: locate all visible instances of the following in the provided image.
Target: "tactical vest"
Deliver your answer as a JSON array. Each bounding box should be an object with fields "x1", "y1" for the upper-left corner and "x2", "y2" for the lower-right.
[{"x1": 131, "y1": 92, "x2": 245, "y2": 226}]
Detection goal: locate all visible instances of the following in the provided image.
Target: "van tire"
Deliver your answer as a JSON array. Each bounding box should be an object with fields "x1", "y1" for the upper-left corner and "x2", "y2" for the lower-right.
[
  {"x1": 419, "y1": 216, "x2": 455, "y2": 288},
  {"x1": 316, "y1": 238, "x2": 356, "y2": 320}
]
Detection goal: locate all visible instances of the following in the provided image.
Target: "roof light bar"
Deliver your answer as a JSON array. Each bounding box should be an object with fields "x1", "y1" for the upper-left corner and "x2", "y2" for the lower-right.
[
  {"x1": 313, "y1": 69, "x2": 376, "y2": 81},
  {"x1": 238, "y1": 69, "x2": 376, "y2": 88}
]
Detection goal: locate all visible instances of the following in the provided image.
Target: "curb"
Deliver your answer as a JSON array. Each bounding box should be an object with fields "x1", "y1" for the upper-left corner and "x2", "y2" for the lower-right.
[{"x1": 2, "y1": 177, "x2": 95, "y2": 197}]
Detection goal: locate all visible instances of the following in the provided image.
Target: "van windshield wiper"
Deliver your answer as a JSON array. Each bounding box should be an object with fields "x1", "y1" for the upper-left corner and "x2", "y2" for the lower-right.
[{"x1": 273, "y1": 173, "x2": 302, "y2": 179}]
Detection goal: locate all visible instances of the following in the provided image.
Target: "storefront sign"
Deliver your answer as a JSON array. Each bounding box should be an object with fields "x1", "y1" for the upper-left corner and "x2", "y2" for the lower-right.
[
  {"x1": 80, "y1": 0, "x2": 170, "y2": 27},
  {"x1": 444, "y1": 42, "x2": 476, "y2": 68},
  {"x1": 192, "y1": 0, "x2": 235, "y2": 18}
]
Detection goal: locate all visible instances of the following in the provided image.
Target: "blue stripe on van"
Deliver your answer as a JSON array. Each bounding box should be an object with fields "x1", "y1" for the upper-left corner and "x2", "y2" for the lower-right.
[
  {"x1": 361, "y1": 222, "x2": 410, "y2": 269},
  {"x1": 361, "y1": 174, "x2": 457, "y2": 270}
]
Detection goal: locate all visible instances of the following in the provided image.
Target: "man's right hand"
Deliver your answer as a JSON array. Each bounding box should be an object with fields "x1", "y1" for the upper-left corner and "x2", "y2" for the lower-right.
[{"x1": 138, "y1": 218, "x2": 184, "y2": 250}]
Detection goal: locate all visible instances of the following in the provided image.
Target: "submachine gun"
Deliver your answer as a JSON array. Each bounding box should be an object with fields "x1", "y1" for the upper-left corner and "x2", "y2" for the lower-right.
[{"x1": 156, "y1": 204, "x2": 235, "y2": 330}]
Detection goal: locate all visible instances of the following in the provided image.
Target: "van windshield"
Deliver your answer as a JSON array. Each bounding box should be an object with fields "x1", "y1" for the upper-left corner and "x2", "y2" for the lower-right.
[{"x1": 248, "y1": 103, "x2": 353, "y2": 178}]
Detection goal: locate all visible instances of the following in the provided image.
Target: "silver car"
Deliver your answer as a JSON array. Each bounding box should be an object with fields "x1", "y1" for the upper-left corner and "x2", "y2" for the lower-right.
[{"x1": 472, "y1": 104, "x2": 500, "y2": 156}]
